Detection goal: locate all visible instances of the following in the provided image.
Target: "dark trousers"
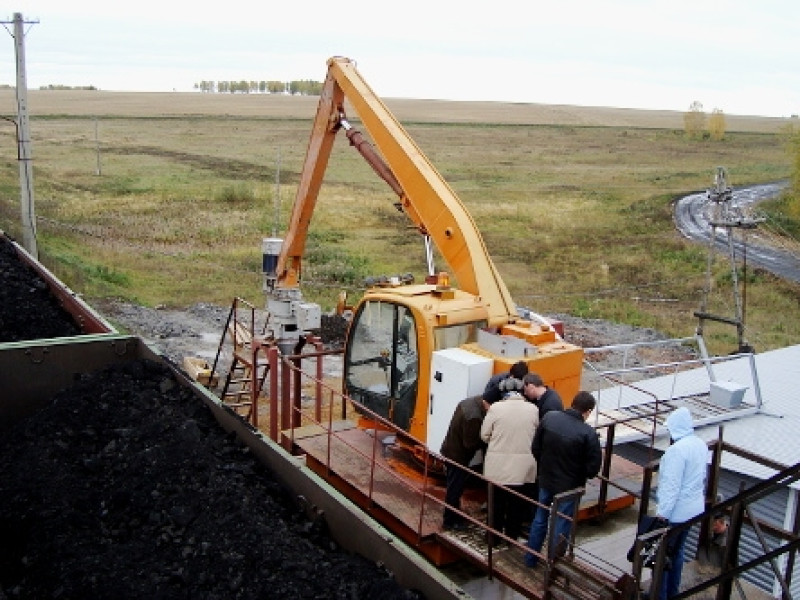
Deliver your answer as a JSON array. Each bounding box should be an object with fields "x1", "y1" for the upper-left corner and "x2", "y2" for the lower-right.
[
  {"x1": 490, "y1": 483, "x2": 528, "y2": 541},
  {"x1": 659, "y1": 522, "x2": 692, "y2": 599},
  {"x1": 525, "y1": 486, "x2": 578, "y2": 567},
  {"x1": 443, "y1": 463, "x2": 470, "y2": 526},
  {"x1": 525, "y1": 480, "x2": 539, "y2": 526}
]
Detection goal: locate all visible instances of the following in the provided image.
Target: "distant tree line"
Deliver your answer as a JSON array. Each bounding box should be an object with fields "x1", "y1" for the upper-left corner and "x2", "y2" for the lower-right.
[
  {"x1": 38, "y1": 85, "x2": 98, "y2": 91},
  {"x1": 193, "y1": 80, "x2": 323, "y2": 95}
]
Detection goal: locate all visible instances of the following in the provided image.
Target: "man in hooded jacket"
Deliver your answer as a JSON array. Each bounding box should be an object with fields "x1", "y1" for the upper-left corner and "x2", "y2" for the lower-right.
[{"x1": 654, "y1": 406, "x2": 708, "y2": 599}]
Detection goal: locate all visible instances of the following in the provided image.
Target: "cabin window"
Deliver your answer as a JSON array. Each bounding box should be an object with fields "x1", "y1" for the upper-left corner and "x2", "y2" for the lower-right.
[
  {"x1": 345, "y1": 301, "x2": 418, "y2": 430},
  {"x1": 433, "y1": 320, "x2": 485, "y2": 350}
]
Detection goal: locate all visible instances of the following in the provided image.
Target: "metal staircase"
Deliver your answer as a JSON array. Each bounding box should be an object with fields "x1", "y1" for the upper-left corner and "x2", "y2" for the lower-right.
[{"x1": 212, "y1": 298, "x2": 269, "y2": 424}]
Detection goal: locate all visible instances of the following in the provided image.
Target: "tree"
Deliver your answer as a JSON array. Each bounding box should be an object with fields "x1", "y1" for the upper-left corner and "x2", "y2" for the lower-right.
[
  {"x1": 288, "y1": 80, "x2": 323, "y2": 95},
  {"x1": 684, "y1": 101, "x2": 706, "y2": 139},
  {"x1": 708, "y1": 108, "x2": 726, "y2": 140}
]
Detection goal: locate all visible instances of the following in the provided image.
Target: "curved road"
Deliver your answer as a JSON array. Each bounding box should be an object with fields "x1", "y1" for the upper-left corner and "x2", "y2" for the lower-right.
[{"x1": 674, "y1": 180, "x2": 800, "y2": 283}]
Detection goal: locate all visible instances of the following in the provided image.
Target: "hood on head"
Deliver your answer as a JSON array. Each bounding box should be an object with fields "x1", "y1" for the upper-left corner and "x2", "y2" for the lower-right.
[{"x1": 665, "y1": 406, "x2": 694, "y2": 440}]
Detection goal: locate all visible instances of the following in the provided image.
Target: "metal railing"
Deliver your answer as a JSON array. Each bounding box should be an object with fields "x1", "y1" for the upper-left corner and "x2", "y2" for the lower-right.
[
  {"x1": 631, "y1": 429, "x2": 800, "y2": 600},
  {"x1": 246, "y1": 343, "x2": 639, "y2": 598},
  {"x1": 582, "y1": 338, "x2": 763, "y2": 454}
]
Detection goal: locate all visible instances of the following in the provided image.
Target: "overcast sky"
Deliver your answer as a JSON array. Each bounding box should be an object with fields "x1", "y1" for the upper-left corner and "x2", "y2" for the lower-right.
[{"x1": 3, "y1": 1, "x2": 798, "y2": 118}]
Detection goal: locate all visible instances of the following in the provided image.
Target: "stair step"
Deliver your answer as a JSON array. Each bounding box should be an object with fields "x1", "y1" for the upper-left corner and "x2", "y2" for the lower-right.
[
  {"x1": 223, "y1": 392, "x2": 253, "y2": 400},
  {"x1": 547, "y1": 582, "x2": 591, "y2": 600},
  {"x1": 552, "y1": 560, "x2": 618, "y2": 599},
  {"x1": 222, "y1": 401, "x2": 253, "y2": 408}
]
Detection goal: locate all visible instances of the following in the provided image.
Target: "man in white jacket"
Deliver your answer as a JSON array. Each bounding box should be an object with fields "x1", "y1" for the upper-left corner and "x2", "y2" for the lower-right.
[
  {"x1": 655, "y1": 406, "x2": 708, "y2": 599},
  {"x1": 480, "y1": 391, "x2": 539, "y2": 547}
]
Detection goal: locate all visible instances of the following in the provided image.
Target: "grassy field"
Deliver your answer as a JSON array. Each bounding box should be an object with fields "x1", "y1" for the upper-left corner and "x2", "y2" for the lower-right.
[{"x1": 0, "y1": 89, "x2": 797, "y2": 355}]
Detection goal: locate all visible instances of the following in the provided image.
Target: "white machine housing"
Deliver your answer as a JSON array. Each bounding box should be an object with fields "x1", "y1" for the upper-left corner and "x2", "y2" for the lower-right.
[{"x1": 426, "y1": 347, "x2": 494, "y2": 454}]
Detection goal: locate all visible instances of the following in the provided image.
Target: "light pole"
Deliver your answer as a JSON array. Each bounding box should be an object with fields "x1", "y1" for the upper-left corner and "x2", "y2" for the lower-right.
[{"x1": 2, "y1": 13, "x2": 38, "y2": 258}]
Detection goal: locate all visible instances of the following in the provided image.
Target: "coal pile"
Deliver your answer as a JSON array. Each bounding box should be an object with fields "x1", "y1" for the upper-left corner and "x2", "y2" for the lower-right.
[
  {"x1": 0, "y1": 358, "x2": 424, "y2": 600},
  {"x1": 318, "y1": 314, "x2": 349, "y2": 348},
  {"x1": 0, "y1": 236, "x2": 82, "y2": 342}
]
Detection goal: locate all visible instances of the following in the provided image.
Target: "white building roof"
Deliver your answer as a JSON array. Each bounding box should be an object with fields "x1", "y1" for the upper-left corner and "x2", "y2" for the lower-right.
[
  {"x1": 597, "y1": 344, "x2": 800, "y2": 484},
  {"x1": 693, "y1": 344, "x2": 800, "y2": 482}
]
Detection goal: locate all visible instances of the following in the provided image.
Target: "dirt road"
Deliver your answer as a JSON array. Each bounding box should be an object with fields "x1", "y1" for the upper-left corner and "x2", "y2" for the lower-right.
[{"x1": 673, "y1": 180, "x2": 800, "y2": 283}]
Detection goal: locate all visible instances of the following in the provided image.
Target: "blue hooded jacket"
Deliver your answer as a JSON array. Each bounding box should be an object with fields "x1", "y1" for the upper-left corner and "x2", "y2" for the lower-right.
[{"x1": 656, "y1": 407, "x2": 708, "y2": 523}]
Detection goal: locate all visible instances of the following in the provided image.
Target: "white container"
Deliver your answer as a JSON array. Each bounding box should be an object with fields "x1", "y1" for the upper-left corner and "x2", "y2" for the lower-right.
[
  {"x1": 427, "y1": 348, "x2": 494, "y2": 452},
  {"x1": 709, "y1": 381, "x2": 747, "y2": 408}
]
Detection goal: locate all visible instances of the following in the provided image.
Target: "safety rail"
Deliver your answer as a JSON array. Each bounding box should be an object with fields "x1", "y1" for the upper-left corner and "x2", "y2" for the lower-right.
[
  {"x1": 281, "y1": 368, "x2": 584, "y2": 577},
  {"x1": 631, "y1": 427, "x2": 800, "y2": 600},
  {"x1": 583, "y1": 340, "x2": 762, "y2": 450},
  {"x1": 217, "y1": 331, "x2": 791, "y2": 598},
  {"x1": 250, "y1": 343, "x2": 635, "y2": 597},
  {"x1": 584, "y1": 337, "x2": 762, "y2": 410}
]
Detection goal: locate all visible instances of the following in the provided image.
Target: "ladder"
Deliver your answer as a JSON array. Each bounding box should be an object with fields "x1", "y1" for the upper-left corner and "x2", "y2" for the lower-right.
[{"x1": 214, "y1": 298, "x2": 270, "y2": 425}]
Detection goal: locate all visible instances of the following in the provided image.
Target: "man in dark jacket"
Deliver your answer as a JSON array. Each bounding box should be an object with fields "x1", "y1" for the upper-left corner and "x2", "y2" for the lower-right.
[
  {"x1": 520, "y1": 372, "x2": 564, "y2": 522},
  {"x1": 482, "y1": 360, "x2": 528, "y2": 405},
  {"x1": 440, "y1": 394, "x2": 490, "y2": 530},
  {"x1": 524, "y1": 391, "x2": 602, "y2": 567},
  {"x1": 522, "y1": 372, "x2": 563, "y2": 420}
]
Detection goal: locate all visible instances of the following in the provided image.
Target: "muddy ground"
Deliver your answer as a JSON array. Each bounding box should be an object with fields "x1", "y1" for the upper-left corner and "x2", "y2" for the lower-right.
[{"x1": 92, "y1": 299, "x2": 697, "y2": 382}]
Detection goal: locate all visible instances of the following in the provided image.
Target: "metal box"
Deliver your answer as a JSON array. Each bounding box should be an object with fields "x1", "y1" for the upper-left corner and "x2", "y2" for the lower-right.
[
  {"x1": 709, "y1": 380, "x2": 747, "y2": 408},
  {"x1": 427, "y1": 347, "x2": 494, "y2": 453},
  {"x1": 295, "y1": 302, "x2": 322, "y2": 330}
]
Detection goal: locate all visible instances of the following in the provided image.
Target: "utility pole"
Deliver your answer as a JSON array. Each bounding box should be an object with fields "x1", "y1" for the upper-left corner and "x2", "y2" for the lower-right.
[
  {"x1": 2, "y1": 13, "x2": 38, "y2": 257},
  {"x1": 695, "y1": 167, "x2": 764, "y2": 354},
  {"x1": 272, "y1": 148, "x2": 281, "y2": 237}
]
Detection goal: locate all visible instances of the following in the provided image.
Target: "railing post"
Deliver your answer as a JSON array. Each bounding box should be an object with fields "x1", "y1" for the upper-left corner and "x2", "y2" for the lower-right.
[
  {"x1": 291, "y1": 355, "x2": 302, "y2": 429},
  {"x1": 748, "y1": 352, "x2": 764, "y2": 409},
  {"x1": 639, "y1": 463, "x2": 655, "y2": 525},
  {"x1": 486, "y1": 482, "x2": 496, "y2": 552},
  {"x1": 250, "y1": 341, "x2": 259, "y2": 429},
  {"x1": 548, "y1": 489, "x2": 582, "y2": 562},
  {"x1": 699, "y1": 434, "x2": 723, "y2": 559},
  {"x1": 597, "y1": 423, "x2": 614, "y2": 519},
  {"x1": 280, "y1": 353, "x2": 292, "y2": 449},
  {"x1": 717, "y1": 485, "x2": 746, "y2": 600},
  {"x1": 267, "y1": 345, "x2": 280, "y2": 442},
  {"x1": 311, "y1": 336, "x2": 324, "y2": 424}
]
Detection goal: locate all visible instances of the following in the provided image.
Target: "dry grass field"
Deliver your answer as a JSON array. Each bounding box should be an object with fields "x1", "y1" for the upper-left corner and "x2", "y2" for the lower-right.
[
  {"x1": 0, "y1": 89, "x2": 797, "y2": 355},
  {"x1": 8, "y1": 89, "x2": 794, "y2": 131}
]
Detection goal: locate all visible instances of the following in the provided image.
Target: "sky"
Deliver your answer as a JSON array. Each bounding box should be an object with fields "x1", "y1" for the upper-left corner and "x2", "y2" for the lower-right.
[{"x1": 3, "y1": 1, "x2": 799, "y2": 118}]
